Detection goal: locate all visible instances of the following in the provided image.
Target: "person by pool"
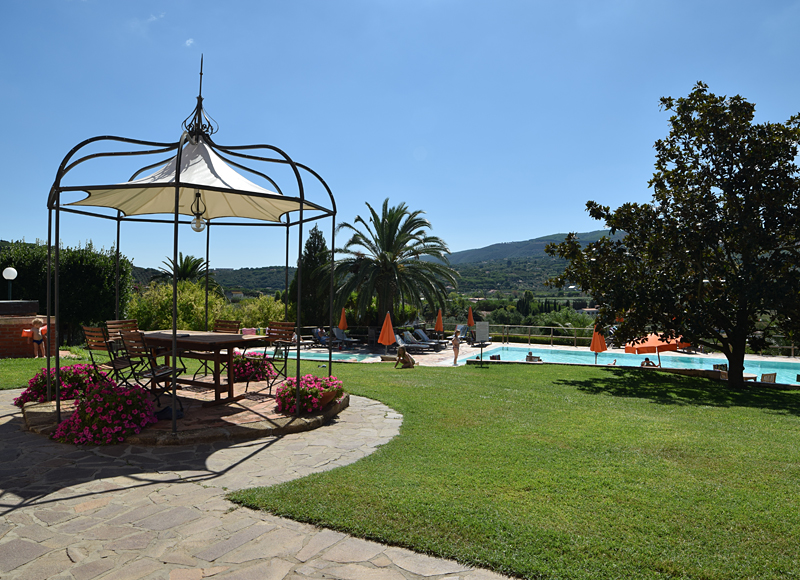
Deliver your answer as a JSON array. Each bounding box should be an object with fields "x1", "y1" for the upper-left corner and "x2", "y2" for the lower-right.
[{"x1": 641, "y1": 357, "x2": 658, "y2": 367}]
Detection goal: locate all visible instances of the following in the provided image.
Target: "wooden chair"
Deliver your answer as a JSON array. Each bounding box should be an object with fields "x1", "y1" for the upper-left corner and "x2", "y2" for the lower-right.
[
  {"x1": 760, "y1": 372, "x2": 777, "y2": 383},
  {"x1": 192, "y1": 319, "x2": 242, "y2": 380},
  {"x1": 213, "y1": 319, "x2": 241, "y2": 334},
  {"x1": 120, "y1": 330, "x2": 185, "y2": 407},
  {"x1": 242, "y1": 321, "x2": 295, "y2": 393},
  {"x1": 83, "y1": 325, "x2": 138, "y2": 385}
]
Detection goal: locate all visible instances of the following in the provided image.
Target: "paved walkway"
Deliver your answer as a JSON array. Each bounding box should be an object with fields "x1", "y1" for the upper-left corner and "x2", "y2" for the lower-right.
[{"x1": 0, "y1": 389, "x2": 509, "y2": 580}]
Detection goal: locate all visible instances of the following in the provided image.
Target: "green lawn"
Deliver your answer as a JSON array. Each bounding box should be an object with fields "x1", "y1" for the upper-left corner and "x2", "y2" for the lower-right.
[{"x1": 229, "y1": 363, "x2": 800, "y2": 580}]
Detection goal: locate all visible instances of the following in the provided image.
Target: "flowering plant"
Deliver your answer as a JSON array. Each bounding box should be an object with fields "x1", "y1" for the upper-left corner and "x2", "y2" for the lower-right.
[
  {"x1": 275, "y1": 374, "x2": 344, "y2": 415},
  {"x1": 14, "y1": 364, "x2": 110, "y2": 407},
  {"x1": 52, "y1": 383, "x2": 157, "y2": 445},
  {"x1": 231, "y1": 349, "x2": 277, "y2": 383}
]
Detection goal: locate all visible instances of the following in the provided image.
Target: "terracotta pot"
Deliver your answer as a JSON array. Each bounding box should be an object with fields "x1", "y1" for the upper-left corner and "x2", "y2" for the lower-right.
[{"x1": 319, "y1": 390, "x2": 337, "y2": 408}]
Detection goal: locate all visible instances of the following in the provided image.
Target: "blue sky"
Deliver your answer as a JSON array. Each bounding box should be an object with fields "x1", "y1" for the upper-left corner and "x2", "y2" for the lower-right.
[{"x1": 2, "y1": 1, "x2": 800, "y2": 269}]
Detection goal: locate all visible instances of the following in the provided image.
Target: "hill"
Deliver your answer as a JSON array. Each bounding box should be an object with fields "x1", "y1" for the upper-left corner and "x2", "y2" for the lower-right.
[{"x1": 444, "y1": 230, "x2": 619, "y2": 265}]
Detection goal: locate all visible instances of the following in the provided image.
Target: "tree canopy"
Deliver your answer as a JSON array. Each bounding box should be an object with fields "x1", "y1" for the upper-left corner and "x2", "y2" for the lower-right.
[
  {"x1": 288, "y1": 224, "x2": 331, "y2": 327},
  {"x1": 547, "y1": 82, "x2": 800, "y2": 387},
  {"x1": 334, "y1": 198, "x2": 458, "y2": 324}
]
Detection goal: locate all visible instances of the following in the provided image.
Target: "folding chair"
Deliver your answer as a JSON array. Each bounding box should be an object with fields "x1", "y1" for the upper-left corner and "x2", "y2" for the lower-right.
[
  {"x1": 82, "y1": 325, "x2": 136, "y2": 386},
  {"x1": 243, "y1": 322, "x2": 293, "y2": 394},
  {"x1": 760, "y1": 372, "x2": 777, "y2": 383},
  {"x1": 120, "y1": 330, "x2": 186, "y2": 408}
]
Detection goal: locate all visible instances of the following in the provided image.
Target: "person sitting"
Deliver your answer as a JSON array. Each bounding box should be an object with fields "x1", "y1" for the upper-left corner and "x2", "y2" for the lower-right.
[
  {"x1": 526, "y1": 351, "x2": 534, "y2": 362},
  {"x1": 640, "y1": 357, "x2": 658, "y2": 367},
  {"x1": 394, "y1": 346, "x2": 415, "y2": 369}
]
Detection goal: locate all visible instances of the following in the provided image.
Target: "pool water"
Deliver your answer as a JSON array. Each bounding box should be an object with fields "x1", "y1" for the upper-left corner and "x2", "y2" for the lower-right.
[
  {"x1": 238, "y1": 348, "x2": 377, "y2": 363},
  {"x1": 463, "y1": 346, "x2": 800, "y2": 385}
]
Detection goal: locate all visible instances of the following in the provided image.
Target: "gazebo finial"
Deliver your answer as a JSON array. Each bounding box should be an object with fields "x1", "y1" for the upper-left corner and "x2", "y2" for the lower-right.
[{"x1": 182, "y1": 54, "x2": 218, "y2": 140}]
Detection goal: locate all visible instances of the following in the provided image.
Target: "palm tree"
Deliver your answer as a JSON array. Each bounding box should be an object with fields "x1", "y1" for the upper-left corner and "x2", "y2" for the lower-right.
[
  {"x1": 335, "y1": 198, "x2": 458, "y2": 321},
  {"x1": 150, "y1": 252, "x2": 223, "y2": 295}
]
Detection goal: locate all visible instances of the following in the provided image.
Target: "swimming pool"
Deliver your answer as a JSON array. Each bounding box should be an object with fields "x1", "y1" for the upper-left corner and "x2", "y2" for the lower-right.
[
  {"x1": 236, "y1": 347, "x2": 378, "y2": 363},
  {"x1": 462, "y1": 346, "x2": 800, "y2": 385}
]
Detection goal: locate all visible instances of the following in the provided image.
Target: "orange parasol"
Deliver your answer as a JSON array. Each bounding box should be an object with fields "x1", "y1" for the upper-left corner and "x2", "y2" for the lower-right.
[
  {"x1": 338, "y1": 307, "x2": 348, "y2": 331},
  {"x1": 467, "y1": 306, "x2": 475, "y2": 327},
  {"x1": 625, "y1": 333, "x2": 689, "y2": 366},
  {"x1": 435, "y1": 308, "x2": 444, "y2": 333},
  {"x1": 589, "y1": 327, "x2": 607, "y2": 364},
  {"x1": 378, "y1": 312, "x2": 395, "y2": 353}
]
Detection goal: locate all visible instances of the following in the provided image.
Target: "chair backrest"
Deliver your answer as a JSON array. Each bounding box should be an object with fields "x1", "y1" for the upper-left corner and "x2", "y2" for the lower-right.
[
  {"x1": 761, "y1": 372, "x2": 777, "y2": 383},
  {"x1": 265, "y1": 321, "x2": 295, "y2": 344},
  {"x1": 107, "y1": 319, "x2": 139, "y2": 341},
  {"x1": 395, "y1": 334, "x2": 406, "y2": 347},
  {"x1": 713, "y1": 363, "x2": 728, "y2": 372},
  {"x1": 120, "y1": 330, "x2": 149, "y2": 361},
  {"x1": 415, "y1": 329, "x2": 432, "y2": 342},
  {"x1": 214, "y1": 320, "x2": 241, "y2": 334},
  {"x1": 403, "y1": 331, "x2": 418, "y2": 343},
  {"x1": 333, "y1": 327, "x2": 347, "y2": 340},
  {"x1": 83, "y1": 326, "x2": 109, "y2": 352}
]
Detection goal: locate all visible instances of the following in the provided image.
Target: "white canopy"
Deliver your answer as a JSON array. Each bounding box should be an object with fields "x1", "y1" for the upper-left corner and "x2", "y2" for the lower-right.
[{"x1": 69, "y1": 140, "x2": 316, "y2": 222}]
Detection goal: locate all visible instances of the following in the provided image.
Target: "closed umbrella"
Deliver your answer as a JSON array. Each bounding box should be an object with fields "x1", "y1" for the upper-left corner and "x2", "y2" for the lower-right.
[
  {"x1": 435, "y1": 308, "x2": 444, "y2": 338},
  {"x1": 589, "y1": 327, "x2": 607, "y2": 364},
  {"x1": 378, "y1": 312, "x2": 395, "y2": 354},
  {"x1": 467, "y1": 306, "x2": 475, "y2": 327},
  {"x1": 338, "y1": 307, "x2": 348, "y2": 331}
]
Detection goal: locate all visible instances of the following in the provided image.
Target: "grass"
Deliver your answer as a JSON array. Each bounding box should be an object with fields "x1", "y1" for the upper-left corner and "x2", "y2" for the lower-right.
[
  {"x1": 0, "y1": 348, "x2": 208, "y2": 390},
  {"x1": 229, "y1": 363, "x2": 800, "y2": 579}
]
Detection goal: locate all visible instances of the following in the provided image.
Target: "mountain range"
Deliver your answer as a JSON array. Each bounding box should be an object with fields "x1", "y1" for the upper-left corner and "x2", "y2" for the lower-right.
[{"x1": 442, "y1": 230, "x2": 616, "y2": 264}]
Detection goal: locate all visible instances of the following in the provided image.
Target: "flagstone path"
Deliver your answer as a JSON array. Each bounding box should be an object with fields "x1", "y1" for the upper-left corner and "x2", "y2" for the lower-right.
[{"x1": 0, "y1": 388, "x2": 509, "y2": 580}]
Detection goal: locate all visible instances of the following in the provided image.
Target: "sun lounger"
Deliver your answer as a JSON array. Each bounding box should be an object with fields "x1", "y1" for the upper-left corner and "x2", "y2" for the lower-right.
[
  {"x1": 415, "y1": 328, "x2": 449, "y2": 348},
  {"x1": 333, "y1": 327, "x2": 360, "y2": 348},
  {"x1": 395, "y1": 334, "x2": 428, "y2": 354},
  {"x1": 403, "y1": 330, "x2": 440, "y2": 351}
]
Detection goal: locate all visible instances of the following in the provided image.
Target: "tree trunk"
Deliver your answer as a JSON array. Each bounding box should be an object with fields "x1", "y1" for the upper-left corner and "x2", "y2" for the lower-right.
[{"x1": 725, "y1": 339, "x2": 748, "y2": 389}]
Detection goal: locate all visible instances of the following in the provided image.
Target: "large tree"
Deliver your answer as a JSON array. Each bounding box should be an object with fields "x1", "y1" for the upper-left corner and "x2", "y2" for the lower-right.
[
  {"x1": 335, "y1": 198, "x2": 458, "y2": 323},
  {"x1": 547, "y1": 82, "x2": 800, "y2": 387}
]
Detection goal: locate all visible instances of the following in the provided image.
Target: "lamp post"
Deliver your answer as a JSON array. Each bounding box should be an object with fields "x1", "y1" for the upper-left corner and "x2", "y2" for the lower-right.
[{"x1": 2, "y1": 267, "x2": 17, "y2": 300}]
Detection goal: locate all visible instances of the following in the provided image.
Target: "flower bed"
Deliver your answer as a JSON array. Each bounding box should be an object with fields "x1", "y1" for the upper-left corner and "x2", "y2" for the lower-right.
[
  {"x1": 53, "y1": 383, "x2": 157, "y2": 445},
  {"x1": 275, "y1": 374, "x2": 344, "y2": 415},
  {"x1": 14, "y1": 364, "x2": 109, "y2": 407},
  {"x1": 231, "y1": 350, "x2": 278, "y2": 383}
]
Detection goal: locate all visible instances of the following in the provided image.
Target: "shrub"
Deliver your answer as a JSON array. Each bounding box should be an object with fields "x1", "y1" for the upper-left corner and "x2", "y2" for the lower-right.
[
  {"x1": 14, "y1": 364, "x2": 109, "y2": 407},
  {"x1": 52, "y1": 383, "x2": 157, "y2": 445},
  {"x1": 275, "y1": 374, "x2": 344, "y2": 415}
]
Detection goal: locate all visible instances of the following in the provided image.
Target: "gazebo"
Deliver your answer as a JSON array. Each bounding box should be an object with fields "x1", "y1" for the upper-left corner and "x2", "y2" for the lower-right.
[{"x1": 45, "y1": 64, "x2": 337, "y2": 433}]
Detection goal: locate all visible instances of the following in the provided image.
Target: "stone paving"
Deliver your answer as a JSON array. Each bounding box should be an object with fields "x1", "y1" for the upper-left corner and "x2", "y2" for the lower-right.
[{"x1": 0, "y1": 388, "x2": 510, "y2": 580}]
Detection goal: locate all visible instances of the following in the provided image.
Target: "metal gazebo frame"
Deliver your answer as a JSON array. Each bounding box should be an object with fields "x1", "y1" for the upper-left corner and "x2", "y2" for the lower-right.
[{"x1": 45, "y1": 69, "x2": 337, "y2": 434}]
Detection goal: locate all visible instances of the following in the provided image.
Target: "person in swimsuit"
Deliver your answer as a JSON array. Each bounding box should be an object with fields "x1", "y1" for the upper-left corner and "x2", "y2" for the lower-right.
[{"x1": 30, "y1": 317, "x2": 46, "y2": 358}]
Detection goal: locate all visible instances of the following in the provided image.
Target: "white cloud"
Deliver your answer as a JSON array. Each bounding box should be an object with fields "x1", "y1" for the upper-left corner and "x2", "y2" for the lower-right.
[
  {"x1": 146, "y1": 12, "x2": 165, "y2": 23},
  {"x1": 185, "y1": 38, "x2": 195, "y2": 47}
]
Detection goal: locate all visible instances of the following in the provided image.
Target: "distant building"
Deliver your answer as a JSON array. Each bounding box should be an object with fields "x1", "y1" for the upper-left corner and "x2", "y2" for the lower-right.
[{"x1": 578, "y1": 308, "x2": 598, "y2": 317}]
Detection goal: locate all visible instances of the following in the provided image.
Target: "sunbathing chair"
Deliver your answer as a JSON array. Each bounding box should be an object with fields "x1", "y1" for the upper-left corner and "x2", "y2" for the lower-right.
[
  {"x1": 312, "y1": 327, "x2": 340, "y2": 348},
  {"x1": 402, "y1": 330, "x2": 440, "y2": 351},
  {"x1": 395, "y1": 334, "x2": 427, "y2": 354},
  {"x1": 414, "y1": 328, "x2": 449, "y2": 348},
  {"x1": 333, "y1": 327, "x2": 359, "y2": 349}
]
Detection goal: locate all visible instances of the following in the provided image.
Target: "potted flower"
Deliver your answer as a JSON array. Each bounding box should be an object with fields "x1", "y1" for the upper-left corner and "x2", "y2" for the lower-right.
[{"x1": 275, "y1": 374, "x2": 344, "y2": 415}]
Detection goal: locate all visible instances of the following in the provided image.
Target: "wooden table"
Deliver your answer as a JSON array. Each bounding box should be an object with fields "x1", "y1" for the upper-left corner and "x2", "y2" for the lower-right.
[{"x1": 143, "y1": 330, "x2": 265, "y2": 406}]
